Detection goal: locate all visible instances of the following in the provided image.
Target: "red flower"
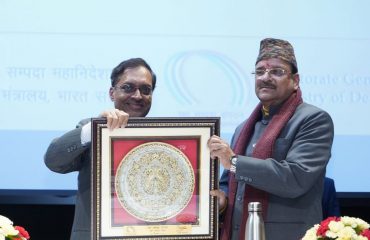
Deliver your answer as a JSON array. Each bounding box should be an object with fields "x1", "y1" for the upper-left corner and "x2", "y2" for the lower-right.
[
  {"x1": 361, "y1": 229, "x2": 370, "y2": 239},
  {"x1": 316, "y1": 216, "x2": 340, "y2": 236},
  {"x1": 14, "y1": 226, "x2": 30, "y2": 239}
]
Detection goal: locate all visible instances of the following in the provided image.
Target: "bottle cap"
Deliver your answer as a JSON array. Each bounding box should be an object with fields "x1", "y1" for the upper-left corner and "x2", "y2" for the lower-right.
[{"x1": 248, "y1": 202, "x2": 262, "y2": 212}]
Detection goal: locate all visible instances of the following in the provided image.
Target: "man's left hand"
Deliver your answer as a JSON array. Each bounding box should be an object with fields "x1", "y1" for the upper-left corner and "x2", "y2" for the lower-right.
[{"x1": 207, "y1": 135, "x2": 234, "y2": 170}]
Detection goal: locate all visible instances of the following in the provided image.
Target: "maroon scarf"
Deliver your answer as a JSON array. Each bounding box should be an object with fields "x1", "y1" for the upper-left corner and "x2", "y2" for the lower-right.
[{"x1": 221, "y1": 89, "x2": 303, "y2": 240}]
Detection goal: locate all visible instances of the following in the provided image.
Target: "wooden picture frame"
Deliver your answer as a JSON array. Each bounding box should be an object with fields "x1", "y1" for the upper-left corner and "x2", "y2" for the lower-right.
[{"x1": 92, "y1": 117, "x2": 220, "y2": 240}]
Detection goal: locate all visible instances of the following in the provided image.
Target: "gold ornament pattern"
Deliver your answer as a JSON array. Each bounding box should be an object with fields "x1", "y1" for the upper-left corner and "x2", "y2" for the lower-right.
[{"x1": 115, "y1": 142, "x2": 195, "y2": 222}]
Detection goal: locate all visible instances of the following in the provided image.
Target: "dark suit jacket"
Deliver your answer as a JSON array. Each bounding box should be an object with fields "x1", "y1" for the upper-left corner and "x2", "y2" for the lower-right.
[
  {"x1": 44, "y1": 119, "x2": 91, "y2": 240},
  {"x1": 322, "y1": 177, "x2": 341, "y2": 219},
  {"x1": 220, "y1": 102, "x2": 334, "y2": 240}
]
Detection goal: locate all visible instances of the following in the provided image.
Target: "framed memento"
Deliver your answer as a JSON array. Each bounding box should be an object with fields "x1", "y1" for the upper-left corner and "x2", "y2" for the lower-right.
[{"x1": 92, "y1": 117, "x2": 220, "y2": 240}]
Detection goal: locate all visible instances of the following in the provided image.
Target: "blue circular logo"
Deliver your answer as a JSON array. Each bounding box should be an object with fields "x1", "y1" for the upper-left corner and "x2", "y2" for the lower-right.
[{"x1": 165, "y1": 50, "x2": 250, "y2": 106}]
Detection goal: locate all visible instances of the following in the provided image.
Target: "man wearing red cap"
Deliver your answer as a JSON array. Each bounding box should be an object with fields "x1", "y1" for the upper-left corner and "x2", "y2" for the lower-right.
[{"x1": 208, "y1": 38, "x2": 334, "y2": 240}]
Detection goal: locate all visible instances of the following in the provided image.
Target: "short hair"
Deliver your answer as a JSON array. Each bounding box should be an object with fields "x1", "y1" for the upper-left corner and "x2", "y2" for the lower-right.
[{"x1": 110, "y1": 58, "x2": 156, "y2": 90}]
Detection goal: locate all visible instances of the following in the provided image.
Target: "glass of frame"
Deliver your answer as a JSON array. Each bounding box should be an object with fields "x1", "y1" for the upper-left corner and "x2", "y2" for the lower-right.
[{"x1": 92, "y1": 117, "x2": 220, "y2": 240}]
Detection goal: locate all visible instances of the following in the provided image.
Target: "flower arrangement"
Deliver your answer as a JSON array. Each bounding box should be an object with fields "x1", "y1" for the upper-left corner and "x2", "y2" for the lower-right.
[
  {"x1": 0, "y1": 215, "x2": 30, "y2": 240},
  {"x1": 302, "y1": 216, "x2": 370, "y2": 240}
]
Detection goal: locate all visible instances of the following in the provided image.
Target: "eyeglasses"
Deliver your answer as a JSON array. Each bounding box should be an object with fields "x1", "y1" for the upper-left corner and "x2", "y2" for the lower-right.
[
  {"x1": 251, "y1": 68, "x2": 291, "y2": 78},
  {"x1": 114, "y1": 83, "x2": 152, "y2": 96}
]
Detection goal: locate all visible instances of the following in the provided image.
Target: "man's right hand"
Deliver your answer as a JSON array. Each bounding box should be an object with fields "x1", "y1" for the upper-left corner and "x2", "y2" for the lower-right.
[
  {"x1": 210, "y1": 189, "x2": 227, "y2": 212},
  {"x1": 99, "y1": 109, "x2": 129, "y2": 130}
]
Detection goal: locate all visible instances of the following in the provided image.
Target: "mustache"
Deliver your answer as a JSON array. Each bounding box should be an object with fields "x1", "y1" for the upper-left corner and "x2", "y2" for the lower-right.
[{"x1": 258, "y1": 82, "x2": 276, "y2": 89}]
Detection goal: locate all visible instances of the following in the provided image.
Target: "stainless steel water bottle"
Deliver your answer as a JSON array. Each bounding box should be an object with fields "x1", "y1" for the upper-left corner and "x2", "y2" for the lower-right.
[{"x1": 245, "y1": 202, "x2": 265, "y2": 240}]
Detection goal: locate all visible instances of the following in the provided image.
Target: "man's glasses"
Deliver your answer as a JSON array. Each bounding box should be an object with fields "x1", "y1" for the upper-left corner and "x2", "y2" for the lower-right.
[
  {"x1": 251, "y1": 68, "x2": 291, "y2": 78},
  {"x1": 114, "y1": 83, "x2": 152, "y2": 96}
]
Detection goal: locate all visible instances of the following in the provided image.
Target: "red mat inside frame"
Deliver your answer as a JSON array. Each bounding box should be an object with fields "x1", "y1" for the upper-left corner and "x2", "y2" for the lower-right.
[{"x1": 111, "y1": 138, "x2": 200, "y2": 226}]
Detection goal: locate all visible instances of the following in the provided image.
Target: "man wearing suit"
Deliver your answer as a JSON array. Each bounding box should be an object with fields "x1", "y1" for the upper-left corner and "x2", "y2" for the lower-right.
[
  {"x1": 44, "y1": 58, "x2": 156, "y2": 240},
  {"x1": 208, "y1": 38, "x2": 334, "y2": 240}
]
